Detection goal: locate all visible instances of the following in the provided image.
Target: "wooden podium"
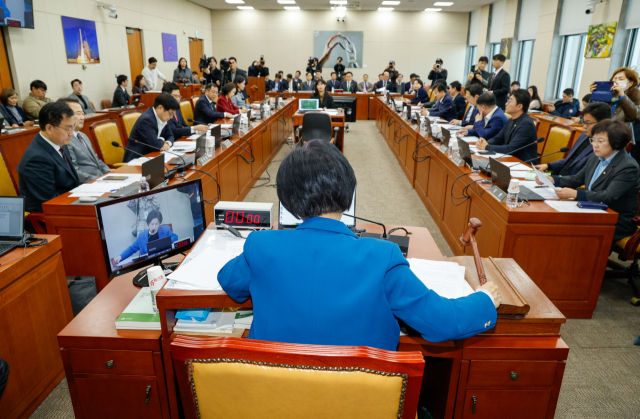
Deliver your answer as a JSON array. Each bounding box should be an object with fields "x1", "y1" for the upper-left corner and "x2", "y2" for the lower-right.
[{"x1": 247, "y1": 77, "x2": 265, "y2": 102}]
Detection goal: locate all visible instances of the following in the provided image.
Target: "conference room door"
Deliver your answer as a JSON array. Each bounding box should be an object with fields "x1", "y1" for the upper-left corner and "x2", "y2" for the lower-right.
[
  {"x1": 0, "y1": 29, "x2": 13, "y2": 89},
  {"x1": 189, "y1": 38, "x2": 203, "y2": 79},
  {"x1": 126, "y1": 28, "x2": 144, "y2": 82}
]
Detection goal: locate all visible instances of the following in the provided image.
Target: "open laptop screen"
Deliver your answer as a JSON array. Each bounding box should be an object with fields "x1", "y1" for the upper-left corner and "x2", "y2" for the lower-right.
[
  {"x1": 0, "y1": 196, "x2": 24, "y2": 240},
  {"x1": 279, "y1": 190, "x2": 356, "y2": 229},
  {"x1": 299, "y1": 99, "x2": 319, "y2": 111}
]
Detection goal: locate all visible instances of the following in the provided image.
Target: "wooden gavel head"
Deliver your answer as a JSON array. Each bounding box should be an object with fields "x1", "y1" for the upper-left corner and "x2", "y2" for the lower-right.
[
  {"x1": 251, "y1": 85, "x2": 259, "y2": 91},
  {"x1": 460, "y1": 218, "x2": 482, "y2": 246}
]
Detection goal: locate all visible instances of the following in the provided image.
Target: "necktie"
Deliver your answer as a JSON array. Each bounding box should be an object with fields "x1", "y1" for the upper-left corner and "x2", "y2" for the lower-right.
[
  {"x1": 365, "y1": 82, "x2": 368, "y2": 90},
  {"x1": 60, "y1": 148, "x2": 71, "y2": 169},
  {"x1": 77, "y1": 133, "x2": 89, "y2": 152},
  {"x1": 174, "y1": 114, "x2": 178, "y2": 122}
]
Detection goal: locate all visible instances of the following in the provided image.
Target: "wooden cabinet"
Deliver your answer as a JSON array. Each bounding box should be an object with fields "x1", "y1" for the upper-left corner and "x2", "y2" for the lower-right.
[{"x1": 460, "y1": 390, "x2": 552, "y2": 419}]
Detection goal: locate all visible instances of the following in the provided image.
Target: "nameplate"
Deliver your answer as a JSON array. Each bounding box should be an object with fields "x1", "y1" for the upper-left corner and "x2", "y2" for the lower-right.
[
  {"x1": 221, "y1": 140, "x2": 233, "y2": 149},
  {"x1": 439, "y1": 145, "x2": 448, "y2": 154},
  {"x1": 197, "y1": 155, "x2": 211, "y2": 166},
  {"x1": 452, "y1": 156, "x2": 465, "y2": 167},
  {"x1": 488, "y1": 185, "x2": 507, "y2": 202}
]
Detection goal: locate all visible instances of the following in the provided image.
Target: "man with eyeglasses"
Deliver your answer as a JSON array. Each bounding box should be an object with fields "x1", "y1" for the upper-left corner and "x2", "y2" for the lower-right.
[
  {"x1": 58, "y1": 97, "x2": 110, "y2": 183},
  {"x1": 162, "y1": 83, "x2": 209, "y2": 139},
  {"x1": 17, "y1": 102, "x2": 79, "y2": 212},
  {"x1": 123, "y1": 93, "x2": 180, "y2": 163},
  {"x1": 535, "y1": 102, "x2": 612, "y2": 176}
]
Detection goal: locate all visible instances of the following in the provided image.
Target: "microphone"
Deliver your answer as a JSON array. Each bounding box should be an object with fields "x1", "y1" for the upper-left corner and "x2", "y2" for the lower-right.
[
  {"x1": 111, "y1": 141, "x2": 171, "y2": 175},
  {"x1": 475, "y1": 138, "x2": 545, "y2": 175},
  {"x1": 514, "y1": 147, "x2": 570, "y2": 166},
  {"x1": 132, "y1": 139, "x2": 190, "y2": 170},
  {"x1": 188, "y1": 119, "x2": 211, "y2": 126},
  {"x1": 341, "y1": 213, "x2": 387, "y2": 238},
  {"x1": 340, "y1": 213, "x2": 411, "y2": 255}
]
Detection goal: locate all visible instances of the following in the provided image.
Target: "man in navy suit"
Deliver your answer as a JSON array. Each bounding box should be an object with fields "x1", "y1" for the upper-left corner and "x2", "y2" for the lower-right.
[
  {"x1": 112, "y1": 75, "x2": 130, "y2": 108},
  {"x1": 423, "y1": 84, "x2": 457, "y2": 122},
  {"x1": 271, "y1": 74, "x2": 286, "y2": 92},
  {"x1": 219, "y1": 140, "x2": 501, "y2": 351},
  {"x1": 451, "y1": 84, "x2": 483, "y2": 127},
  {"x1": 549, "y1": 88, "x2": 581, "y2": 119},
  {"x1": 327, "y1": 72, "x2": 341, "y2": 91},
  {"x1": 17, "y1": 102, "x2": 79, "y2": 212},
  {"x1": 536, "y1": 102, "x2": 611, "y2": 176},
  {"x1": 405, "y1": 74, "x2": 418, "y2": 94},
  {"x1": 476, "y1": 90, "x2": 538, "y2": 162},
  {"x1": 340, "y1": 72, "x2": 358, "y2": 93},
  {"x1": 488, "y1": 54, "x2": 511, "y2": 110},
  {"x1": 375, "y1": 71, "x2": 391, "y2": 91},
  {"x1": 194, "y1": 84, "x2": 233, "y2": 125},
  {"x1": 263, "y1": 74, "x2": 274, "y2": 92},
  {"x1": 460, "y1": 93, "x2": 507, "y2": 140},
  {"x1": 448, "y1": 81, "x2": 466, "y2": 120},
  {"x1": 162, "y1": 83, "x2": 209, "y2": 138},
  {"x1": 123, "y1": 93, "x2": 179, "y2": 162}
]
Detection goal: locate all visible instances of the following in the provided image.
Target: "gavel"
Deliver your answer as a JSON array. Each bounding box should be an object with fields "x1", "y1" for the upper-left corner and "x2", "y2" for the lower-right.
[{"x1": 460, "y1": 218, "x2": 487, "y2": 285}]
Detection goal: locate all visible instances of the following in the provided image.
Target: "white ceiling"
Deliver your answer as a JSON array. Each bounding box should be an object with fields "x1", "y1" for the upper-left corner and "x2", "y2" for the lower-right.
[{"x1": 187, "y1": 0, "x2": 494, "y2": 12}]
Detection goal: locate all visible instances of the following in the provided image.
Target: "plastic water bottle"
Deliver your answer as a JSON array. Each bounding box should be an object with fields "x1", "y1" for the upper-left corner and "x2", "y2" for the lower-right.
[
  {"x1": 433, "y1": 120, "x2": 439, "y2": 136},
  {"x1": 205, "y1": 135, "x2": 214, "y2": 157},
  {"x1": 449, "y1": 140, "x2": 459, "y2": 159},
  {"x1": 506, "y1": 179, "x2": 520, "y2": 208},
  {"x1": 139, "y1": 176, "x2": 150, "y2": 193}
]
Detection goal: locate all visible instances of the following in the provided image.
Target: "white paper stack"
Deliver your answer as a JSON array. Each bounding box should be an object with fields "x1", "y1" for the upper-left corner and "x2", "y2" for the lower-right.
[
  {"x1": 545, "y1": 201, "x2": 607, "y2": 213},
  {"x1": 408, "y1": 259, "x2": 474, "y2": 299},
  {"x1": 508, "y1": 163, "x2": 534, "y2": 172},
  {"x1": 69, "y1": 175, "x2": 142, "y2": 197},
  {"x1": 458, "y1": 136, "x2": 478, "y2": 143},
  {"x1": 127, "y1": 157, "x2": 151, "y2": 166},
  {"x1": 519, "y1": 181, "x2": 559, "y2": 200},
  {"x1": 173, "y1": 309, "x2": 236, "y2": 333},
  {"x1": 166, "y1": 248, "x2": 236, "y2": 291},
  {"x1": 170, "y1": 143, "x2": 197, "y2": 153}
]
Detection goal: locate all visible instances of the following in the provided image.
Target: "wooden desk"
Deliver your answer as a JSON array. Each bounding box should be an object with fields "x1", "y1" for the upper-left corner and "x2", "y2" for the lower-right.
[
  {"x1": 43, "y1": 100, "x2": 295, "y2": 291},
  {"x1": 377, "y1": 98, "x2": 616, "y2": 319},
  {"x1": 247, "y1": 77, "x2": 265, "y2": 102},
  {"x1": 268, "y1": 91, "x2": 377, "y2": 121},
  {"x1": 292, "y1": 107, "x2": 346, "y2": 152},
  {"x1": 154, "y1": 223, "x2": 568, "y2": 419},
  {"x1": 1, "y1": 235, "x2": 73, "y2": 419}
]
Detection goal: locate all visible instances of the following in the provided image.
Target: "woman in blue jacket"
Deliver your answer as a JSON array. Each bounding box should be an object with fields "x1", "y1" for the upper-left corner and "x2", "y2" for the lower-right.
[
  {"x1": 219, "y1": 140, "x2": 501, "y2": 351},
  {"x1": 0, "y1": 88, "x2": 34, "y2": 127},
  {"x1": 114, "y1": 210, "x2": 178, "y2": 264},
  {"x1": 406, "y1": 79, "x2": 428, "y2": 105}
]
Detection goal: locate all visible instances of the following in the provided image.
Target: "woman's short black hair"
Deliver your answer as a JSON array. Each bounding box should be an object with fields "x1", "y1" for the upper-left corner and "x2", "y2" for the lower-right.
[
  {"x1": 592, "y1": 120, "x2": 632, "y2": 150},
  {"x1": 276, "y1": 140, "x2": 357, "y2": 220},
  {"x1": 146, "y1": 210, "x2": 163, "y2": 225},
  {"x1": 313, "y1": 79, "x2": 327, "y2": 96},
  {"x1": 221, "y1": 82, "x2": 236, "y2": 97}
]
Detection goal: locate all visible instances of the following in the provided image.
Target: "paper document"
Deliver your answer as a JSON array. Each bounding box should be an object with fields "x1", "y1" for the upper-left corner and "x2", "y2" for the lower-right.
[
  {"x1": 474, "y1": 151, "x2": 507, "y2": 158},
  {"x1": 440, "y1": 124, "x2": 462, "y2": 131},
  {"x1": 322, "y1": 109, "x2": 339, "y2": 115},
  {"x1": 167, "y1": 248, "x2": 237, "y2": 290},
  {"x1": 186, "y1": 134, "x2": 201, "y2": 140},
  {"x1": 545, "y1": 200, "x2": 607, "y2": 213},
  {"x1": 170, "y1": 143, "x2": 196, "y2": 153},
  {"x1": 224, "y1": 240, "x2": 245, "y2": 256},
  {"x1": 127, "y1": 157, "x2": 151, "y2": 166},
  {"x1": 508, "y1": 163, "x2": 534, "y2": 172},
  {"x1": 510, "y1": 171, "x2": 529, "y2": 178},
  {"x1": 459, "y1": 136, "x2": 478, "y2": 143},
  {"x1": 534, "y1": 167, "x2": 556, "y2": 189},
  {"x1": 519, "y1": 181, "x2": 559, "y2": 199},
  {"x1": 408, "y1": 259, "x2": 474, "y2": 299}
]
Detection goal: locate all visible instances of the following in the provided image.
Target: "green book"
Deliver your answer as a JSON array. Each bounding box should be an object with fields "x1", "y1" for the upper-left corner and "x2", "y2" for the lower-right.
[{"x1": 115, "y1": 288, "x2": 161, "y2": 330}]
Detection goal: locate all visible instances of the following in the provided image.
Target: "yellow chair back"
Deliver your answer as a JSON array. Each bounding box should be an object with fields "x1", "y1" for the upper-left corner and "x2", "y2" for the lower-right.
[
  {"x1": 94, "y1": 122, "x2": 124, "y2": 167},
  {"x1": 122, "y1": 112, "x2": 142, "y2": 139},
  {"x1": 180, "y1": 101, "x2": 194, "y2": 126},
  {"x1": 0, "y1": 152, "x2": 17, "y2": 196},
  {"x1": 428, "y1": 89, "x2": 436, "y2": 102},
  {"x1": 191, "y1": 96, "x2": 199, "y2": 109},
  {"x1": 541, "y1": 125, "x2": 574, "y2": 165}
]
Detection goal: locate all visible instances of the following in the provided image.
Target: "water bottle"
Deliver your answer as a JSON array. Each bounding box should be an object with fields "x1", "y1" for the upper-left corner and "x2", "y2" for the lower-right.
[
  {"x1": 205, "y1": 135, "x2": 214, "y2": 157},
  {"x1": 433, "y1": 120, "x2": 439, "y2": 136},
  {"x1": 506, "y1": 179, "x2": 520, "y2": 208},
  {"x1": 139, "y1": 175, "x2": 150, "y2": 193},
  {"x1": 449, "y1": 140, "x2": 459, "y2": 159}
]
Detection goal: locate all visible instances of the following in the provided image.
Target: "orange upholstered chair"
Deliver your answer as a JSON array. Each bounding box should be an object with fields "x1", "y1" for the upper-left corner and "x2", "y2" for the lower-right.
[
  {"x1": 118, "y1": 110, "x2": 142, "y2": 144},
  {"x1": 180, "y1": 100, "x2": 194, "y2": 126},
  {"x1": 540, "y1": 125, "x2": 575, "y2": 165},
  {"x1": 89, "y1": 120, "x2": 126, "y2": 168}
]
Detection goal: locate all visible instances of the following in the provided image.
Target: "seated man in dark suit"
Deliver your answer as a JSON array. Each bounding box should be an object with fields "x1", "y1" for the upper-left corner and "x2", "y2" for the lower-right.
[
  {"x1": 536, "y1": 102, "x2": 611, "y2": 176},
  {"x1": 264, "y1": 74, "x2": 274, "y2": 92},
  {"x1": 459, "y1": 92, "x2": 507, "y2": 140},
  {"x1": 543, "y1": 120, "x2": 640, "y2": 245},
  {"x1": 450, "y1": 83, "x2": 483, "y2": 127},
  {"x1": 301, "y1": 72, "x2": 315, "y2": 92},
  {"x1": 422, "y1": 83, "x2": 457, "y2": 122},
  {"x1": 476, "y1": 89, "x2": 538, "y2": 162},
  {"x1": 327, "y1": 72, "x2": 341, "y2": 91},
  {"x1": 123, "y1": 93, "x2": 179, "y2": 162},
  {"x1": 340, "y1": 72, "x2": 358, "y2": 93},
  {"x1": 17, "y1": 102, "x2": 80, "y2": 212},
  {"x1": 112, "y1": 75, "x2": 130, "y2": 108},
  {"x1": 448, "y1": 81, "x2": 466, "y2": 120},
  {"x1": 193, "y1": 84, "x2": 233, "y2": 125},
  {"x1": 271, "y1": 73, "x2": 286, "y2": 92},
  {"x1": 375, "y1": 71, "x2": 391, "y2": 92},
  {"x1": 292, "y1": 71, "x2": 303, "y2": 91},
  {"x1": 162, "y1": 83, "x2": 209, "y2": 138}
]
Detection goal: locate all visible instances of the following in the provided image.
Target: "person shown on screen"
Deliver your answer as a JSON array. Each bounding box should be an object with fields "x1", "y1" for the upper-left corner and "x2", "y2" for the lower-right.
[
  {"x1": 127, "y1": 195, "x2": 160, "y2": 237},
  {"x1": 114, "y1": 210, "x2": 178, "y2": 265}
]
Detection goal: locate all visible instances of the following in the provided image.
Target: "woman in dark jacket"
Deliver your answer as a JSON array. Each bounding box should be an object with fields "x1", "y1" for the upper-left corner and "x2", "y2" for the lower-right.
[
  {"x1": 132, "y1": 75, "x2": 149, "y2": 95},
  {"x1": 0, "y1": 88, "x2": 34, "y2": 127},
  {"x1": 406, "y1": 79, "x2": 428, "y2": 105},
  {"x1": 310, "y1": 80, "x2": 335, "y2": 109},
  {"x1": 173, "y1": 58, "x2": 195, "y2": 83}
]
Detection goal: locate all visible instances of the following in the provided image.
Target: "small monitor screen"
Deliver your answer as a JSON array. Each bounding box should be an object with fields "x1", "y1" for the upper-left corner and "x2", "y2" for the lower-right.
[
  {"x1": 299, "y1": 99, "x2": 319, "y2": 111},
  {"x1": 0, "y1": 1, "x2": 33, "y2": 28},
  {"x1": 96, "y1": 180, "x2": 206, "y2": 278},
  {"x1": 0, "y1": 196, "x2": 24, "y2": 239},
  {"x1": 279, "y1": 190, "x2": 356, "y2": 229}
]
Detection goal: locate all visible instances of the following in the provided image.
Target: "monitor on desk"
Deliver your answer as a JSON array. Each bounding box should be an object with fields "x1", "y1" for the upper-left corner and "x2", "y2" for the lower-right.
[
  {"x1": 96, "y1": 179, "x2": 206, "y2": 279},
  {"x1": 489, "y1": 157, "x2": 510, "y2": 193},
  {"x1": 278, "y1": 190, "x2": 356, "y2": 230}
]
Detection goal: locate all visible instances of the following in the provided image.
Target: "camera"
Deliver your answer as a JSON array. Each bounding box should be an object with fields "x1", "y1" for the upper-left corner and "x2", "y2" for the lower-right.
[
  {"x1": 585, "y1": 6, "x2": 595, "y2": 14},
  {"x1": 199, "y1": 55, "x2": 210, "y2": 70},
  {"x1": 220, "y1": 58, "x2": 230, "y2": 72},
  {"x1": 436, "y1": 63, "x2": 442, "y2": 70},
  {"x1": 308, "y1": 57, "x2": 315, "y2": 67},
  {"x1": 260, "y1": 55, "x2": 265, "y2": 66}
]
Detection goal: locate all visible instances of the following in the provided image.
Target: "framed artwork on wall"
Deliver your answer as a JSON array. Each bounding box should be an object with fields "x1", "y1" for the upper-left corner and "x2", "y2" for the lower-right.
[
  {"x1": 313, "y1": 31, "x2": 363, "y2": 69},
  {"x1": 162, "y1": 33, "x2": 178, "y2": 62},
  {"x1": 585, "y1": 22, "x2": 617, "y2": 58},
  {"x1": 62, "y1": 16, "x2": 100, "y2": 64},
  {"x1": 500, "y1": 38, "x2": 512, "y2": 60}
]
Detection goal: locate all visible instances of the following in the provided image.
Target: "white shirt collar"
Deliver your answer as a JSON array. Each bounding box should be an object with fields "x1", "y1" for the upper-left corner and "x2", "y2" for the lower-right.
[
  {"x1": 40, "y1": 132, "x2": 61, "y2": 153},
  {"x1": 484, "y1": 106, "x2": 498, "y2": 123},
  {"x1": 152, "y1": 108, "x2": 167, "y2": 139},
  {"x1": 494, "y1": 67, "x2": 502, "y2": 76}
]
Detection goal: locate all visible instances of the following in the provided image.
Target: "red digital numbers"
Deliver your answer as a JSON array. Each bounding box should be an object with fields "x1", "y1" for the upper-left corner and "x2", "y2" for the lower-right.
[
  {"x1": 235, "y1": 211, "x2": 245, "y2": 223},
  {"x1": 254, "y1": 215, "x2": 260, "y2": 224},
  {"x1": 247, "y1": 214, "x2": 253, "y2": 223},
  {"x1": 223, "y1": 211, "x2": 262, "y2": 225},
  {"x1": 225, "y1": 210, "x2": 234, "y2": 223}
]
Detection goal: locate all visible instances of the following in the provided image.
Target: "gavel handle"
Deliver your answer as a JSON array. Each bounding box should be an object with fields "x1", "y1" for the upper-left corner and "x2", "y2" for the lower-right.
[{"x1": 469, "y1": 235, "x2": 487, "y2": 285}]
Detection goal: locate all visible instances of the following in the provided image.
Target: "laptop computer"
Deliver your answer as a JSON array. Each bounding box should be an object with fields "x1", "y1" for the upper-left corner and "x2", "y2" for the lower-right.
[
  {"x1": 298, "y1": 98, "x2": 320, "y2": 113},
  {"x1": 0, "y1": 196, "x2": 25, "y2": 257},
  {"x1": 278, "y1": 190, "x2": 356, "y2": 230},
  {"x1": 141, "y1": 155, "x2": 165, "y2": 188},
  {"x1": 222, "y1": 114, "x2": 241, "y2": 138},
  {"x1": 130, "y1": 95, "x2": 141, "y2": 107},
  {"x1": 169, "y1": 134, "x2": 207, "y2": 166},
  {"x1": 146, "y1": 235, "x2": 172, "y2": 256},
  {"x1": 489, "y1": 158, "x2": 544, "y2": 201}
]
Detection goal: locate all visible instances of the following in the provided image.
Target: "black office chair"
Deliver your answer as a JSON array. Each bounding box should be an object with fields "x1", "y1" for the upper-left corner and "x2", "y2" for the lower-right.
[{"x1": 297, "y1": 112, "x2": 340, "y2": 148}]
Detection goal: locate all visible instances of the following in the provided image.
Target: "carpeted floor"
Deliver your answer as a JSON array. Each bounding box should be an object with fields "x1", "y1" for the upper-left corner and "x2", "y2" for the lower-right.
[{"x1": 30, "y1": 121, "x2": 639, "y2": 418}]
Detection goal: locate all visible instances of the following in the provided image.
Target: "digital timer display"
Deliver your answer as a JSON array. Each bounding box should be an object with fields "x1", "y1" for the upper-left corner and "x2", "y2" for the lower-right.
[
  {"x1": 174, "y1": 238, "x2": 191, "y2": 249},
  {"x1": 214, "y1": 209, "x2": 271, "y2": 228}
]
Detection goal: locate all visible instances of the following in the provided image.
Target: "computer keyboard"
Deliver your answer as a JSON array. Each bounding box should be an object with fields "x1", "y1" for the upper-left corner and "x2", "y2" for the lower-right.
[{"x1": 0, "y1": 242, "x2": 18, "y2": 256}]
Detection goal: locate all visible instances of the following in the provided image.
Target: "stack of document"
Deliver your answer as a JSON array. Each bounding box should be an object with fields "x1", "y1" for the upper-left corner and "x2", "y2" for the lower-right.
[
  {"x1": 545, "y1": 200, "x2": 607, "y2": 213},
  {"x1": 458, "y1": 136, "x2": 478, "y2": 143},
  {"x1": 127, "y1": 157, "x2": 151, "y2": 166},
  {"x1": 69, "y1": 174, "x2": 142, "y2": 197},
  {"x1": 408, "y1": 259, "x2": 474, "y2": 299},
  {"x1": 173, "y1": 308, "x2": 236, "y2": 334},
  {"x1": 519, "y1": 180, "x2": 559, "y2": 200},
  {"x1": 322, "y1": 109, "x2": 340, "y2": 115},
  {"x1": 170, "y1": 143, "x2": 197, "y2": 153},
  {"x1": 115, "y1": 288, "x2": 161, "y2": 330}
]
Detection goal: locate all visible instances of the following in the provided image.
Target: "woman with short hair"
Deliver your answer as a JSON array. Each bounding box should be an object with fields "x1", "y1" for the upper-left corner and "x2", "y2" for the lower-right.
[
  {"x1": 132, "y1": 75, "x2": 149, "y2": 95},
  {"x1": 216, "y1": 82, "x2": 243, "y2": 115}
]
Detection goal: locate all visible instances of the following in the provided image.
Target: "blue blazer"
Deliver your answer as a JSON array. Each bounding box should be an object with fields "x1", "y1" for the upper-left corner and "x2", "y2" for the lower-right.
[
  {"x1": 17, "y1": 133, "x2": 79, "y2": 212},
  {"x1": 0, "y1": 104, "x2": 27, "y2": 126},
  {"x1": 219, "y1": 217, "x2": 496, "y2": 351},
  {"x1": 548, "y1": 132, "x2": 594, "y2": 176},
  {"x1": 410, "y1": 88, "x2": 429, "y2": 105},
  {"x1": 167, "y1": 109, "x2": 192, "y2": 139},
  {"x1": 453, "y1": 94, "x2": 467, "y2": 120},
  {"x1": 119, "y1": 225, "x2": 178, "y2": 260},
  {"x1": 428, "y1": 93, "x2": 457, "y2": 122},
  {"x1": 193, "y1": 95, "x2": 225, "y2": 125},
  {"x1": 467, "y1": 107, "x2": 508, "y2": 140},
  {"x1": 487, "y1": 112, "x2": 539, "y2": 162},
  {"x1": 123, "y1": 108, "x2": 175, "y2": 162}
]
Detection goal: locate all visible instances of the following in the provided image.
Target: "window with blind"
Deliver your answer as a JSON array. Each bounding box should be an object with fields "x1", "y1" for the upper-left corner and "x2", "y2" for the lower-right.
[
  {"x1": 555, "y1": 34, "x2": 587, "y2": 99},
  {"x1": 517, "y1": 40, "x2": 535, "y2": 88}
]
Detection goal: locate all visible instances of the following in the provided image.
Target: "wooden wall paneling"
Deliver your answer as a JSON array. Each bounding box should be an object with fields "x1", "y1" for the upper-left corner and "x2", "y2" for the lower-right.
[
  {"x1": 414, "y1": 143, "x2": 432, "y2": 204},
  {"x1": 188, "y1": 38, "x2": 203, "y2": 79},
  {"x1": 74, "y1": 377, "x2": 164, "y2": 418},
  {"x1": 219, "y1": 151, "x2": 239, "y2": 202},
  {"x1": 442, "y1": 175, "x2": 471, "y2": 254},
  {"x1": 403, "y1": 129, "x2": 418, "y2": 185},
  {"x1": 270, "y1": 116, "x2": 279, "y2": 154},
  {"x1": 235, "y1": 140, "x2": 253, "y2": 200},
  {"x1": 465, "y1": 200, "x2": 504, "y2": 258},
  {"x1": 426, "y1": 158, "x2": 447, "y2": 221},
  {"x1": 0, "y1": 28, "x2": 13, "y2": 89},
  {"x1": 355, "y1": 95, "x2": 368, "y2": 120},
  {"x1": 370, "y1": 96, "x2": 379, "y2": 120},
  {"x1": 126, "y1": 29, "x2": 144, "y2": 84},
  {"x1": 261, "y1": 121, "x2": 271, "y2": 167},
  {"x1": 249, "y1": 130, "x2": 264, "y2": 178}
]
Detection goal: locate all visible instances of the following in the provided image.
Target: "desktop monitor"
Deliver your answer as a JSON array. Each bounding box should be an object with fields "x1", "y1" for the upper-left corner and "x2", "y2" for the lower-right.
[
  {"x1": 96, "y1": 179, "x2": 206, "y2": 279},
  {"x1": 489, "y1": 157, "x2": 510, "y2": 193},
  {"x1": 0, "y1": 1, "x2": 34, "y2": 28},
  {"x1": 424, "y1": 117, "x2": 433, "y2": 138},
  {"x1": 278, "y1": 190, "x2": 356, "y2": 230}
]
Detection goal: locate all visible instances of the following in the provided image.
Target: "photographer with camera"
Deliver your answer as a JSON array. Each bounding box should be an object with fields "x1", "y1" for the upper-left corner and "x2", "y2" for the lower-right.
[
  {"x1": 334, "y1": 57, "x2": 346, "y2": 82},
  {"x1": 248, "y1": 56, "x2": 269, "y2": 77},
  {"x1": 385, "y1": 61, "x2": 396, "y2": 75},
  {"x1": 202, "y1": 57, "x2": 222, "y2": 87},
  {"x1": 428, "y1": 58, "x2": 447, "y2": 87},
  {"x1": 306, "y1": 57, "x2": 319, "y2": 74},
  {"x1": 466, "y1": 56, "x2": 491, "y2": 89}
]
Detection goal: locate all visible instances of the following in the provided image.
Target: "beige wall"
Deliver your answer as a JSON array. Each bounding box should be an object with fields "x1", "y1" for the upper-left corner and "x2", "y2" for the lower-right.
[
  {"x1": 528, "y1": 0, "x2": 560, "y2": 99},
  {"x1": 578, "y1": 0, "x2": 625, "y2": 98},
  {"x1": 209, "y1": 10, "x2": 470, "y2": 85},
  {"x1": 5, "y1": 0, "x2": 212, "y2": 107},
  {"x1": 477, "y1": 5, "x2": 491, "y2": 57},
  {"x1": 501, "y1": 0, "x2": 518, "y2": 73}
]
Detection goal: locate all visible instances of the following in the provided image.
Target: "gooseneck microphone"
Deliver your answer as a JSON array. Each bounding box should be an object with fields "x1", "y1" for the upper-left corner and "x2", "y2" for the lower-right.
[
  {"x1": 341, "y1": 213, "x2": 387, "y2": 238},
  {"x1": 111, "y1": 141, "x2": 145, "y2": 158},
  {"x1": 493, "y1": 137, "x2": 545, "y2": 160},
  {"x1": 514, "y1": 147, "x2": 570, "y2": 166},
  {"x1": 476, "y1": 138, "x2": 545, "y2": 175},
  {"x1": 132, "y1": 139, "x2": 189, "y2": 170},
  {"x1": 188, "y1": 119, "x2": 211, "y2": 126},
  {"x1": 111, "y1": 141, "x2": 172, "y2": 175}
]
